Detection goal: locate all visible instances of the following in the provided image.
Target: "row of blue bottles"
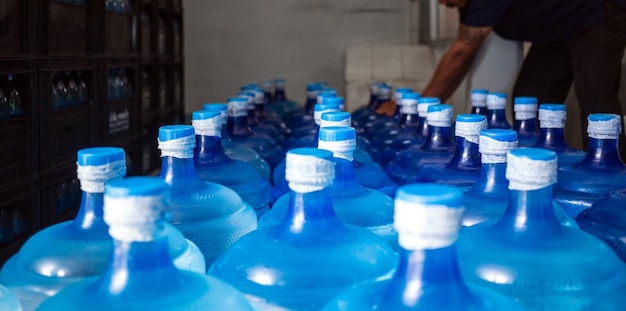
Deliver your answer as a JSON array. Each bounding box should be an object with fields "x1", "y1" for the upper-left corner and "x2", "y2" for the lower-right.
[
  {"x1": 486, "y1": 92, "x2": 511, "y2": 129},
  {"x1": 513, "y1": 97, "x2": 540, "y2": 147},
  {"x1": 157, "y1": 125, "x2": 258, "y2": 269},
  {"x1": 415, "y1": 114, "x2": 487, "y2": 188},
  {"x1": 385, "y1": 104, "x2": 456, "y2": 185},
  {"x1": 36, "y1": 177, "x2": 254, "y2": 310},
  {"x1": 0, "y1": 147, "x2": 205, "y2": 311},
  {"x1": 266, "y1": 78, "x2": 300, "y2": 118},
  {"x1": 105, "y1": 0, "x2": 133, "y2": 13},
  {"x1": 360, "y1": 87, "x2": 413, "y2": 139},
  {"x1": 237, "y1": 91, "x2": 287, "y2": 147},
  {"x1": 209, "y1": 148, "x2": 398, "y2": 311},
  {"x1": 371, "y1": 92, "x2": 421, "y2": 152},
  {"x1": 0, "y1": 75, "x2": 24, "y2": 120},
  {"x1": 263, "y1": 127, "x2": 397, "y2": 248},
  {"x1": 458, "y1": 148, "x2": 626, "y2": 310},
  {"x1": 52, "y1": 71, "x2": 89, "y2": 110},
  {"x1": 191, "y1": 110, "x2": 272, "y2": 216},
  {"x1": 554, "y1": 113, "x2": 626, "y2": 217},
  {"x1": 286, "y1": 97, "x2": 341, "y2": 149},
  {"x1": 322, "y1": 184, "x2": 525, "y2": 311},
  {"x1": 107, "y1": 68, "x2": 133, "y2": 101},
  {"x1": 240, "y1": 85, "x2": 289, "y2": 137},
  {"x1": 470, "y1": 89, "x2": 488, "y2": 115},
  {"x1": 203, "y1": 103, "x2": 271, "y2": 180},
  {"x1": 353, "y1": 84, "x2": 392, "y2": 131}
]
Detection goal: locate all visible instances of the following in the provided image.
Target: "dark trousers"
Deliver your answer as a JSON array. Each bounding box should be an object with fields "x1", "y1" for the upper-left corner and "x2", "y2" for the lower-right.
[{"x1": 512, "y1": 1, "x2": 626, "y2": 152}]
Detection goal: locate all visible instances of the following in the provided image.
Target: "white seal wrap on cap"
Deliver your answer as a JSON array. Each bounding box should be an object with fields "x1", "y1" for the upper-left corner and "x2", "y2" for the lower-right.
[
  {"x1": 506, "y1": 153, "x2": 557, "y2": 191},
  {"x1": 104, "y1": 195, "x2": 167, "y2": 242},
  {"x1": 427, "y1": 108, "x2": 452, "y2": 127},
  {"x1": 320, "y1": 118, "x2": 351, "y2": 128},
  {"x1": 318, "y1": 138, "x2": 356, "y2": 161},
  {"x1": 487, "y1": 95, "x2": 506, "y2": 109},
  {"x1": 538, "y1": 109, "x2": 566, "y2": 128},
  {"x1": 395, "y1": 92, "x2": 405, "y2": 101},
  {"x1": 479, "y1": 136, "x2": 518, "y2": 163},
  {"x1": 588, "y1": 117, "x2": 622, "y2": 140},
  {"x1": 418, "y1": 103, "x2": 438, "y2": 118},
  {"x1": 159, "y1": 135, "x2": 196, "y2": 159},
  {"x1": 379, "y1": 89, "x2": 391, "y2": 101},
  {"x1": 394, "y1": 199, "x2": 464, "y2": 250},
  {"x1": 314, "y1": 109, "x2": 340, "y2": 125},
  {"x1": 400, "y1": 99, "x2": 419, "y2": 115},
  {"x1": 253, "y1": 91, "x2": 264, "y2": 104},
  {"x1": 514, "y1": 104, "x2": 538, "y2": 120},
  {"x1": 192, "y1": 117, "x2": 221, "y2": 137},
  {"x1": 471, "y1": 93, "x2": 487, "y2": 107},
  {"x1": 228, "y1": 101, "x2": 248, "y2": 117},
  {"x1": 76, "y1": 160, "x2": 126, "y2": 193},
  {"x1": 308, "y1": 91, "x2": 319, "y2": 99},
  {"x1": 285, "y1": 153, "x2": 335, "y2": 193},
  {"x1": 455, "y1": 119, "x2": 487, "y2": 144}
]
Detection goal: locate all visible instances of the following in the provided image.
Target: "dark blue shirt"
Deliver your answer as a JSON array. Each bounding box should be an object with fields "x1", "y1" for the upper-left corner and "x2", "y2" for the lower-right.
[{"x1": 459, "y1": 0, "x2": 621, "y2": 44}]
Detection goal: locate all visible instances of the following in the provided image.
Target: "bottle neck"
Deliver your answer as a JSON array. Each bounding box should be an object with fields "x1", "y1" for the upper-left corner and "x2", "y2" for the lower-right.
[
  {"x1": 383, "y1": 246, "x2": 470, "y2": 306},
  {"x1": 227, "y1": 115, "x2": 253, "y2": 136},
  {"x1": 417, "y1": 116, "x2": 429, "y2": 138},
  {"x1": 494, "y1": 186, "x2": 561, "y2": 237},
  {"x1": 534, "y1": 127, "x2": 570, "y2": 150},
  {"x1": 515, "y1": 118, "x2": 539, "y2": 137},
  {"x1": 580, "y1": 137, "x2": 625, "y2": 169},
  {"x1": 470, "y1": 163, "x2": 509, "y2": 196},
  {"x1": 305, "y1": 97, "x2": 317, "y2": 114},
  {"x1": 487, "y1": 109, "x2": 510, "y2": 128},
  {"x1": 159, "y1": 156, "x2": 203, "y2": 191},
  {"x1": 399, "y1": 113, "x2": 420, "y2": 128},
  {"x1": 97, "y1": 237, "x2": 182, "y2": 296},
  {"x1": 471, "y1": 106, "x2": 488, "y2": 116},
  {"x1": 194, "y1": 135, "x2": 230, "y2": 165},
  {"x1": 71, "y1": 192, "x2": 108, "y2": 232},
  {"x1": 331, "y1": 158, "x2": 362, "y2": 193},
  {"x1": 254, "y1": 103, "x2": 266, "y2": 119},
  {"x1": 421, "y1": 125, "x2": 454, "y2": 150},
  {"x1": 368, "y1": 94, "x2": 379, "y2": 110},
  {"x1": 264, "y1": 91, "x2": 272, "y2": 104},
  {"x1": 274, "y1": 89, "x2": 286, "y2": 102},
  {"x1": 247, "y1": 108, "x2": 259, "y2": 126},
  {"x1": 275, "y1": 187, "x2": 343, "y2": 237},
  {"x1": 446, "y1": 137, "x2": 481, "y2": 170}
]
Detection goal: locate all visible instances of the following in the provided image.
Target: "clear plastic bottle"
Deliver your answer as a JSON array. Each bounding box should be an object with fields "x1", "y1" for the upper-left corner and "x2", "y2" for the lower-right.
[
  {"x1": 470, "y1": 89, "x2": 488, "y2": 115},
  {"x1": 65, "y1": 72, "x2": 79, "y2": 106},
  {"x1": 554, "y1": 113, "x2": 626, "y2": 218},
  {"x1": 513, "y1": 97, "x2": 539, "y2": 147},
  {"x1": 76, "y1": 71, "x2": 88, "y2": 105},
  {"x1": 7, "y1": 74, "x2": 23, "y2": 117},
  {"x1": 385, "y1": 104, "x2": 456, "y2": 185},
  {"x1": 192, "y1": 110, "x2": 271, "y2": 217},
  {"x1": 36, "y1": 177, "x2": 254, "y2": 311},
  {"x1": 458, "y1": 148, "x2": 626, "y2": 310},
  {"x1": 262, "y1": 127, "x2": 397, "y2": 249},
  {"x1": 532, "y1": 103, "x2": 585, "y2": 166},
  {"x1": 157, "y1": 125, "x2": 258, "y2": 268},
  {"x1": 0, "y1": 148, "x2": 205, "y2": 311},
  {"x1": 209, "y1": 148, "x2": 398, "y2": 311},
  {"x1": 416, "y1": 114, "x2": 487, "y2": 188},
  {"x1": 322, "y1": 184, "x2": 525, "y2": 311},
  {"x1": 203, "y1": 103, "x2": 271, "y2": 180},
  {"x1": 486, "y1": 92, "x2": 512, "y2": 129}
]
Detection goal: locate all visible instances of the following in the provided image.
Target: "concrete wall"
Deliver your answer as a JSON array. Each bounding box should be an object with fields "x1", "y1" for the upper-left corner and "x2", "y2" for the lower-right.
[{"x1": 183, "y1": 0, "x2": 411, "y2": 113}]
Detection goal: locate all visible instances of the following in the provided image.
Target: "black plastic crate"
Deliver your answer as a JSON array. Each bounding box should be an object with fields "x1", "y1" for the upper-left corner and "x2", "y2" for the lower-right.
[
  {"x1": 0, "y1": 179, "x2": 40, "y2": 264},
  {"x1": 138, "y1": 3, "x2": 156, "y2": 57},
  {"x1": 156, "y1": 63, "x2": 173, "y2": 115},
  {"x1": 156, "y1": 9, "x2": 171, "y2": 56},
  {"x1": 38, "y1": 58, "x2": 97, "y2": 170},
  {"x1": 39, "y1": 0, "x2": 95, "y2": 56},
  {"x1": 0, "y1": 60, "x2": 37, "y2": 188},
  {"x1": 172, "y1": 13, "x2": 182, "y2": 60},
  {"x1": 40, "y1": 162, "x2": 81, "y2": 227},
  {"x1": 98, "y1": 0, "x2": 138, "y2": 55},
  {"x1": 96, "y1": 57, "x2": 139, "y2": 144},
  {"x1": 139, "y1": 63, "x2": 159, "y2": 122},
  {"x1": 0, "y1": 0, "x2": 34, "y2": 57},
  {"x1": 140, "y1": 118, "x2": 160, "y2": 175}
]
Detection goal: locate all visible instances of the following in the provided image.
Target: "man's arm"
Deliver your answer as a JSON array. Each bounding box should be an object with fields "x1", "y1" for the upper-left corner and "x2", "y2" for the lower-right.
[{"x1": 422, "y1": 24, "x2": 493, "y2": 102}]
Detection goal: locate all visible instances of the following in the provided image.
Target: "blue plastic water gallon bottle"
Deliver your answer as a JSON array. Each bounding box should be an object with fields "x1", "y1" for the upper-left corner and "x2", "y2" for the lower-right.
[
  {"x1": 352, "y1": 82, "x2": 384, "y2": 121},
  {"x1": 209, "y1": 148, "x2": 398, "y2": 311},
  {"x1": 458, "y1": 148, "x2": 626, "y2": 310},
  {"x1": 0, "y1": 148, "x2": 205, "y2": 311},
  {"x1": 269, "y1": 78, "x2": 300, "y2": 117},
  {"x1": 416, "y1": 114, "x2": 487, "y2": 188},
  {"x1": 238, "y1": 91, "x2": 286, "y2": 147},
  {"x1": 0, "y1": 285, "x2": 20, "y2": 311},
  {"x1": 381, "y1": 97, "x2": 441, "y2": 165},
  {"x1": 372, "y1": 92, "x2": 422, "y2": 152},
  {"x1": 470, "y1": 89, "x2": 488, "y2": 115},
  {"x1": 287, "y1": 97, "x2": 343, "y2": 148},
  {"x1": 36, "y1": 177, "x2": 254, "y2": 311},
  {"x1": 322, "y1": 184, "x2": 525, "y2": 311},
  {"x1": 7, "y1": 74, "x2": 23, "y2": 117},
  {"x1": 226, "y1": 97, "x2": 285, "y2": 171},
  {"x1": 203, "y1": 103, "x2": 271, "y2": 180},
  {"x1": 354, "y1": 85, "x2": 392, "y2": 131},
  {"x1": 192, "y1": 110, "x2": 272, "y2": 217},
  {"x1": 304, "y1": 82, "x2": 322, "y2": 114},
  {"x1": 385, "y1": 104, "x2": 456, "y2": 185},
  {"x1": 513, "y1": 97, "x2": 539, "y2": 147},
  {"x1": 361, "y1": 87, "x2": 413, "y2": 139},
  {"x1": 289, "y1": 88, "x2": 336, "y2": 130},
  {"x1": 157, "y1": 125, "x2": 258, "y2": 268},
  {"x1": 577, "y1": 188, "x2": 626, "y2": 262},
  {"x1": 248, "y1": 86, "x2": 289, "y2": 136},
  {"x1": 262, "y1": 127, "x2": 397, "y2": 248},
  {"x1": 532, "y1": 103, "x2": 585, "y2": 166},
  {"x1": 486, "y1": 92, "x2": 511, "y2": 129},
  {"x1": 554, "y1": 113, "x2": 626, "y2": 218}
]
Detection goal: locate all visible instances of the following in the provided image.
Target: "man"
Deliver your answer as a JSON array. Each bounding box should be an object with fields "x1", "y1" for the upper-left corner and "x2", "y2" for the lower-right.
[{"x1": 422, "y1": 0, "x2": 626, "y2": 149}]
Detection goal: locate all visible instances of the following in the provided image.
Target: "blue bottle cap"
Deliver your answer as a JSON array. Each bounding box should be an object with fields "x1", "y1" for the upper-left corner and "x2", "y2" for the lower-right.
[
  {"x1": 396, "y1": 183, "x2": 464, "y2": 207},
  {"x1": 77, "y1": 147, "x2": 125, "y2": 167},
  {"x1": 159, "y1": 125, "x2": 194, "y2": 141},
  {"x1": 402, "y1": 92, "x2": 421, "y2": 100},
  {"x1": 316, "y1": 81, "x2": 328, "y2": 87},
  {"x1": 192, "y1": 110, "x2": 221, "y2": 121},
  {"x1": 489, "y1": 92, "x2": 507, "y2": 98},
  {"x1": 307, "y1": 83, "x2": 322, "y2": 91},
  {"x1": 514, "y1": 96, "x2": 538, "y2": 105},
  {"x1": 418, "y1": 97, "x2": 440, "y2": 104},
  {"x1": 480, "y1": 129, "x2": 518, "y2": 142},
  {"x1": 395, "y1": 87, "x2": 413, "y2": 94},
  {"x1": 238, "y1": 91, "x2": 255, "y2": 99},
  {"x1": 203, "y1": 103, "x2": 227, "y2": 112},
  {"x1": 240, "y1": 83, "x2": 258, "y2": 91},
  {"x1": 321, "y1": 111, "x2": 350, "y2": 122},
  {"x1": 323, "y1": 87, "x2": 337, "y2": 93},
  {"x1": 471, "y1": 89, "x2": 488, "y2": 95},
  {"x1": 105, "y1": 176, "x2": 168, "y2": 198},
  {"x1": 588, "y1": 113, "x2": 621, "y2": 122},
  {"x1": 506, "y1": 148, "x2": 557, "y2": 190},
  {"x1": 456, "y1": 114, "x2": 486, "y2": 123},
  {"x1": 587, "y1": 113, "x2": 622, "y2": 138},
  {"x1": 428, "y1": 103, "x2": 452, "y2": 113},
  {"x1": 319, "y1": 126, "x2": 356, "y2": 142},
  {"x1": 320, "y1": 97, "x2": 344, "y2": 108},
  {"x1": 509, "y1": 148, "x2": 556, "y2": 162},
  {"x1": 227, "y1": 97, "x2": 247, "y2": 103},
  {"x1": 539, "y1": 103, "x2": 566, "y2": 111},
  {"x1": 275, "y1": 78, "x2": 285, "y2": 83}
]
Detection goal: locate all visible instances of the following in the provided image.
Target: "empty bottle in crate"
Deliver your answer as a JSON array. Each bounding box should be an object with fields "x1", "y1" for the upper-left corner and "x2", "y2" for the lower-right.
[
  {"x1": 7, "y1": 75, "x2": 23, "y2": 117},
  {"x1": 470, "y1": 89, "x2": 488, "y2": 115},
  {"x1": 457, "y1": 148, "x2": 626, "y2": 310},
  {"x1": 157, "y1": 125, "x2": 257, "y2": 268},
  {"x1": 486, "y1": 92, "x2": 511, "y2": 129},
  {"x1": 513, "y1": 96, "x2": 539, "y2": 147},
  {"x1": 209, "y1": 148, "x2": 398, "y2": 311},
  {"x1": 322, "y1": 184, "x2": 525, "y2": 311},
  {"x1": 0, "y1": 148, "x2": 205, "y2": 311},
  {"x1": 532, "y1": 103, "x2": 585, "y2": 166},
  {"x1": 36, "y1": 177, "x2": 254, "y2": 311}
]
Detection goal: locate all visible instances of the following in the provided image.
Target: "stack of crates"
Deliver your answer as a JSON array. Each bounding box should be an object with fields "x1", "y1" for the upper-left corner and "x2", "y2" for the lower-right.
[{"x1": 0, "y1": 0, "x2": 184, "y2": 263}]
